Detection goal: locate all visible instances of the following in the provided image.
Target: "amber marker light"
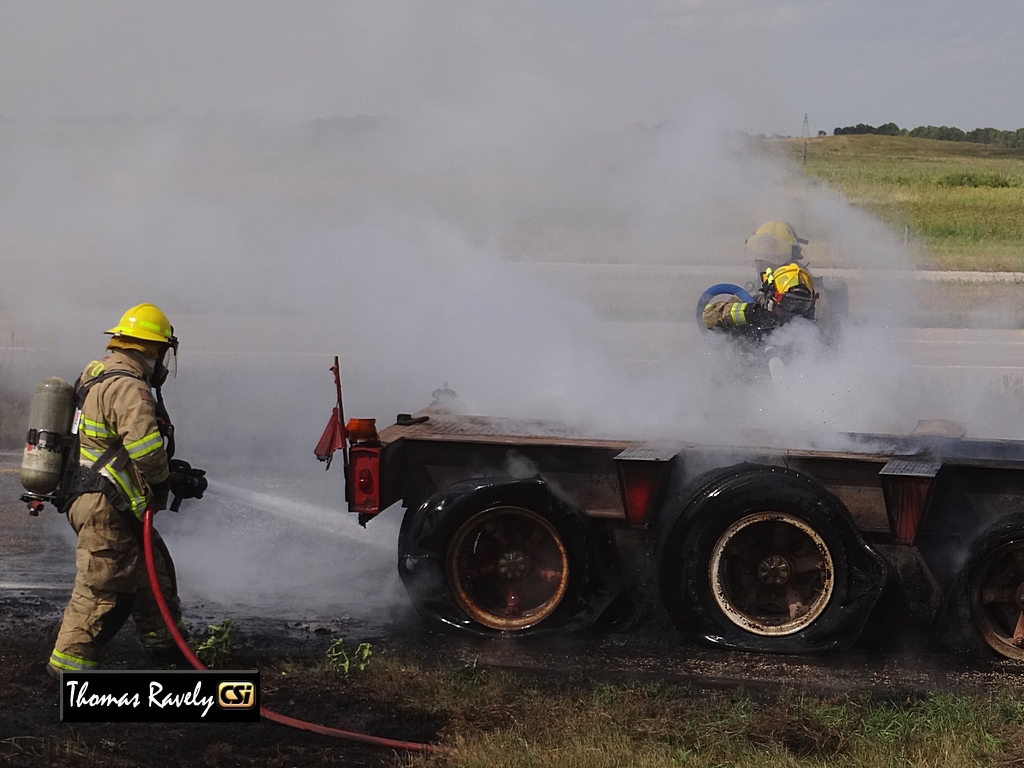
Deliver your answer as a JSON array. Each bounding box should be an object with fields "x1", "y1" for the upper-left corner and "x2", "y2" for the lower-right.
[{"x1": 345, "y1": 418, "x2": 380, "y2": 445}]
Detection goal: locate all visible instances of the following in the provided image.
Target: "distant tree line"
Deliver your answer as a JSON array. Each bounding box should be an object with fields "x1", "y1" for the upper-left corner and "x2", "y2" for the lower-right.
[{"x1": 833, "y1": 122, "x2": 1024, "y2": 147}]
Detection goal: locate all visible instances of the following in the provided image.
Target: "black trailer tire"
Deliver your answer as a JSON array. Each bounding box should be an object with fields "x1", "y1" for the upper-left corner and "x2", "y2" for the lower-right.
[
  {"x1": 656, "y1": 464, "x2": 888, "y2": 653},
  {"x1": 962, "y1": 513, "x2": 1024, "y2": 661},
  {"x1": 398, "y1": 477, "x2": 627, "y2": 636}
]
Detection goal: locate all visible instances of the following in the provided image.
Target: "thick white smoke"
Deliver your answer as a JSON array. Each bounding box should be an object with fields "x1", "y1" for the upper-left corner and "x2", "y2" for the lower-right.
[{"x1": 4, "y1": 4, "x2": 1022, "y2": 617}]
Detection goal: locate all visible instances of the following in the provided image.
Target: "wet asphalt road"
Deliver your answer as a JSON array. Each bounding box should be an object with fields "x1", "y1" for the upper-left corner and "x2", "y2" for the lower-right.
[{"x1": 3, "y1": 453, "x2": 1021, "y2": 698}]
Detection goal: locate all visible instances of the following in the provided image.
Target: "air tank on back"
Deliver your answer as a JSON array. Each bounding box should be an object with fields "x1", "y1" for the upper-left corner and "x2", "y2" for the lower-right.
[{"x1": 21, "y1": 377, "x2": 75, "y2": 496}]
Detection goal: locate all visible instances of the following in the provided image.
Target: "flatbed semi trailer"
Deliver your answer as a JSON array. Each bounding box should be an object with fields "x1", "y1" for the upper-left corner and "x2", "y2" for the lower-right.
[{"x1": 316, "y1": 366, "x2": 1024, "y2": 660}]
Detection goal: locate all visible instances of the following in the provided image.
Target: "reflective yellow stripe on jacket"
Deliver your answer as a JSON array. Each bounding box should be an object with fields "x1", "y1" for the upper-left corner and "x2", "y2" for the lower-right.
[
  {"x1": 80, "y1": 446, "x2": 148, "y2": 519},
  {"x1": 126, "y1": 429, "x2": 164, "y2": 461},
  {"x1": 79, "y1": 417, "x2": 117, "y2": 439},
  {"x1": 729, "y1": 302, "x2": 749, "y2": 326}
]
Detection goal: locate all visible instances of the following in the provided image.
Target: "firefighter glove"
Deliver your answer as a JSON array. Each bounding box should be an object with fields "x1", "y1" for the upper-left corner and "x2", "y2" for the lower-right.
[{"x1": 746, "y1": 302, "x2": 778, "y2": 328}]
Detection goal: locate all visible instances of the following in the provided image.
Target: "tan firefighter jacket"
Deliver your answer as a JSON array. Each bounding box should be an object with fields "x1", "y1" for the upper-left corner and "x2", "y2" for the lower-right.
[
  {"x1": 703, "y1": 297, "x2": 786, "y2": 339},
  {"x1": 75, "y1": 349, "x2": 170, "y2": 519}
]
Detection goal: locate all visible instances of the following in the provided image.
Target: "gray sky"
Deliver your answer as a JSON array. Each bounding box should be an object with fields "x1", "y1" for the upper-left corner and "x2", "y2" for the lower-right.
[
  {"x1": 0, "y1": 1, "x2": 1020, "y2": 134},
  {"x1": 2, "y1": 0, "x2": 1022, "y2": 466}
]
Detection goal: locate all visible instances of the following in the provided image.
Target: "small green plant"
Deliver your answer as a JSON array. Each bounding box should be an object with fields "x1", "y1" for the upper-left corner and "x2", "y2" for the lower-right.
[
  {"x1": 193, "y1": 618, "x2": 234, "y2": 669},
  {"x1": 449, "y1": 657, "x2": 485, "y2": 689},
  {"x1": 325, "y1": 639, "x2": 372, "y2": 676}
]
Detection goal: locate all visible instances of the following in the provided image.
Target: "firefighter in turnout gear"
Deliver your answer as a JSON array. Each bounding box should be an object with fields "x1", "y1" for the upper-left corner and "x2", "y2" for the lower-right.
[
  {"x1": 47, "y1": 303, "x2": 196, "y2": 677},
  {"x1": 703, "y1": 263, "x2": 817, "y2": 340}
]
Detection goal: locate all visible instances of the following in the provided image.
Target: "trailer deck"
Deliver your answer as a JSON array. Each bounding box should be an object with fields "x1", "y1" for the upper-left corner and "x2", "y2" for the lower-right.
[{"x1": 319, "y1": 381, "x2": 1024, "y2": 661}]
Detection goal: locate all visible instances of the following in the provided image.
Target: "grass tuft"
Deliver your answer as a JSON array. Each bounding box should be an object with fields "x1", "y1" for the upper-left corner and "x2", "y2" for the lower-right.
[{"x1": 937, "y1": 171, "x2": 1018, "y2": 188}]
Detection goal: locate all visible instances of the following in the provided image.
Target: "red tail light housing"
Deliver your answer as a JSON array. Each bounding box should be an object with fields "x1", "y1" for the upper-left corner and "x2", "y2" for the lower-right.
[{"x1": 348, "y1": 446, "x2": 381, "y2": 515}]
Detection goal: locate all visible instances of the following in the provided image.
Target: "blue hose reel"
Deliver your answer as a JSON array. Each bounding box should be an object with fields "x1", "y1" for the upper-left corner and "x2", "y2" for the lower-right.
[{"x1": 695, "y1": 283, "x2": 754, "y2": 331}]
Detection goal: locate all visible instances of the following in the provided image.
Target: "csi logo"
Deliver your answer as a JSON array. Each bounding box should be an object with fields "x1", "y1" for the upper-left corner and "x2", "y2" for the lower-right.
[{"x1": 216, "y1": 682, "x2": 255, "y2": 709}]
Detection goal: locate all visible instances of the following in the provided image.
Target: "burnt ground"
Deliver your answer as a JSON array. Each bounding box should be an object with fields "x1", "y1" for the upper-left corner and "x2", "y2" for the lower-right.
[
  {"x1": 2, "y1": 590, "x2": 1023, "y2": 768},
  {"x1": 0, "y1": 454, "x2": 444, "y2": 768},
  {"x1": 2, "y1": 461, "x2": 1023, "y2": 767},
  {"x1": 0, "y1": 599, "x2": 446, "y2": 767}
]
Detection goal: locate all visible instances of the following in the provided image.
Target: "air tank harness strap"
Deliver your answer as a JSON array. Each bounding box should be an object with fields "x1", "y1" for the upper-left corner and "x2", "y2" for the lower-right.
[
  {"x1": 55, "y1": 369, "x2": 151, "y2": 517},
  {"x1": 75, "y1": 369, "x2": 148, "y2": 403},
  {"x1": 74, "y1": 371, "x2": 174, "y2": 454},
  {"x1": 58, "y1": 443, "x2": 135, "y2": 518},
  {"x1": 154, "y1": 389, "x2": 174, "y2": 460}
]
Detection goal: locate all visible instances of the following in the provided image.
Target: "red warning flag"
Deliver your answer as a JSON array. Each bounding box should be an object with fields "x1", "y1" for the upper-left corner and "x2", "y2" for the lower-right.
[{"x1": 315, "y1": 407, "x2": 346, "y2": 469}]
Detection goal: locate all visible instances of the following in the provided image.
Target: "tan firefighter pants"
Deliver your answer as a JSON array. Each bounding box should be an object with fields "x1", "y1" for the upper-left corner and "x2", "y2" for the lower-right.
[{"x1": 49, "y1": 492, "x2": 182, "y2": 672}]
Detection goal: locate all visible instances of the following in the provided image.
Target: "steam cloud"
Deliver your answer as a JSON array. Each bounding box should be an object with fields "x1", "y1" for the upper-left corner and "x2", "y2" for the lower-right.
[{"x1": 3, "y1": 4, "x2": 1022, "y2": 617}]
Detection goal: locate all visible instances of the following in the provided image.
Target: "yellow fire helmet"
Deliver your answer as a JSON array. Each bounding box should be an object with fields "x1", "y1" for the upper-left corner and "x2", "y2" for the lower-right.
[
  {"x1": 745, "y1": 221, "x2": 809, "y2": 261},
  {"x1": 754, "y1": 220, "x2": 807, "y2": 245},
  {"x1": 763, "y1": 264, "x2": 816, "y2": 318},
  {"x1": 105, "y1": 303, "x2": 175, "y2": 344}
]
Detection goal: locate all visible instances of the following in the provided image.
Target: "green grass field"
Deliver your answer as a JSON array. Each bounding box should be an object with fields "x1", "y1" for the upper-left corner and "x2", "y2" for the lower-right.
[
  {"x1": 281, "y1": 654, "x2": 1024, "y2": 768},
  {"x1": 776, "y1": 135, "x2": 1024, "y2": 271}
]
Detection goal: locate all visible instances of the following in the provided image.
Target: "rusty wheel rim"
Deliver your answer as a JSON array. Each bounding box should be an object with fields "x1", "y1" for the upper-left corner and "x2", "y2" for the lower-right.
[
  {"x1": 970, "y1": 539, "x2": 1024, "y2": 660},
  {"x1": 709, "y1": 512, "x2": 835, "y2": 636},
  {"x1": 446, "y1": 506, "x2": 570, "y2": 631}
]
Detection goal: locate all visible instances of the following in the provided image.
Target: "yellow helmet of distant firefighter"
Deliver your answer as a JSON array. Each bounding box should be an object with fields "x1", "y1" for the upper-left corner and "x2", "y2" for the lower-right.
[
  {"x1": 105, "y1": 303, "x2": 175, "y2": 344},
  {"x1": 745, "y1": 220, "x2": 809, "y2": 262},
  {"x1": 762, "y1": 263, "x2": 817, "y2": 319}
]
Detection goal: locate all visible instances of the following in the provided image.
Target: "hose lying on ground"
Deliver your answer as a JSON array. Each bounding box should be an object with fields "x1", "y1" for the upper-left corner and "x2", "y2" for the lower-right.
[{"x1": 141, "y1": 507, "x2": 441, "y2": 754}]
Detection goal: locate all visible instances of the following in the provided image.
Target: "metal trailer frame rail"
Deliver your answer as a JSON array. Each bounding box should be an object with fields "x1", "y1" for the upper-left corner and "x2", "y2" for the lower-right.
[{"x1": 317, "y1": 391, "x2": 1024, "y2": 661}]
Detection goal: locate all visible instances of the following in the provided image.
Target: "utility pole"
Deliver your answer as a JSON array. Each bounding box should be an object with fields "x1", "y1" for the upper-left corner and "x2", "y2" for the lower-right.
[{"x1": 802, "y1": 114, "x2": 810, "y2": 165}]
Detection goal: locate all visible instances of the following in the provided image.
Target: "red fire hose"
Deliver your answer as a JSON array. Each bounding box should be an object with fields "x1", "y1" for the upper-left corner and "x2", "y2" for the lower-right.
[{"x1": 141, "y1": 508, "x2": 441, "y2": 754}]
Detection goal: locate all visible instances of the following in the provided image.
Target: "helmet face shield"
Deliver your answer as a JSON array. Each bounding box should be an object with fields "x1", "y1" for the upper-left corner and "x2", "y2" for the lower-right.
[
  {"x1": 152, "y1": 334, "x2": 178, "y2": 387},
  {"x1": 778, "y1": 289, "x2": 816, "y2": 319},
  {"x1": 166, "y1": 337, "x2": 178, "y2": 380}
]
